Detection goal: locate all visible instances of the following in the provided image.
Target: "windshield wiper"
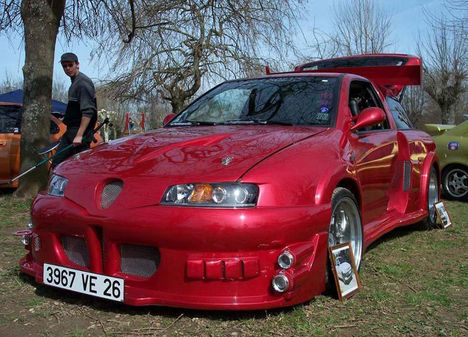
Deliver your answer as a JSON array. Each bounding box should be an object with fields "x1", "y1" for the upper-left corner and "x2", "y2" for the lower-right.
[
  {"x1": 258, "y1": 120, "x2": 293, "y2": 126},
  {"x1": 221, "y1": 119, "x2": 293, "y2": 126},
  {"x1": 222, "y1": 120, "x2": 257, "y2": 125},
  {"x1": 169, "y1": 120, "x2": 217, "y2": 126}
]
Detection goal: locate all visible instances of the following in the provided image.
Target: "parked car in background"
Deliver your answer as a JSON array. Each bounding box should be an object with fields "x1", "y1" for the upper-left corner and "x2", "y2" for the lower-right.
[
  {"x1": 0, "y1": 102, "x2": 66, "y2": 188},
  {"x1": 0, "y1": 102, "x2": 102, "y2": 188},
  {"x1": 426, "y1": 120, "x2": 468, "y2": 200},
  {"x1": 16, "y1": 54, "x2": 440, "y2": 310}
]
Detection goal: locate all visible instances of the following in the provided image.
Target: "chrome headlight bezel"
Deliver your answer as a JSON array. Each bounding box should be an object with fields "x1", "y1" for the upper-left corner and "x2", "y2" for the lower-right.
[
  {"x1": 161, "y1": 183, "x2": 259, "y2": 207},
  {"x1": 48, "y1": 174, "x2": 68, "y2": 197}
]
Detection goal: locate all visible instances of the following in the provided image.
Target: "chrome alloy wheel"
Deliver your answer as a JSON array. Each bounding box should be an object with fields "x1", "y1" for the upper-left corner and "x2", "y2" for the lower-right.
[
  {"x1": 328, "y1": 191, "x2": 363, "y2": 269},
  {"x1": 427, "y1": 168, "x2": 439, "y2": 224},
  {"x1": 444, "y1": 167, "x2": 468, "y2": 199}
]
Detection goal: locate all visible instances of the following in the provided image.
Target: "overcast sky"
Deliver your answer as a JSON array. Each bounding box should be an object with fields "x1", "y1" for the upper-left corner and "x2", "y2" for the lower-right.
[{"x1": 0, "y1": 0, "x2": 447, "y2": 90}]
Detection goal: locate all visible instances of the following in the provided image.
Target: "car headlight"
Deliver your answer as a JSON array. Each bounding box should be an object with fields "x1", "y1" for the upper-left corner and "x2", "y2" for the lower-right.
[
  {"x1": 48, "y1": 175, "x2": 68, "y2": 197},
  {"x1": 161, "y1": 183, "x2": 258, "y2": 207}
]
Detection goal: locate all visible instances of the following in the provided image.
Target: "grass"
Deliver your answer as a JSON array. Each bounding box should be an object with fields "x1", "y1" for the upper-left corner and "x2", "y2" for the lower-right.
[{"x1": 0, "y1": 192, "x2": 466, "y2": 337}]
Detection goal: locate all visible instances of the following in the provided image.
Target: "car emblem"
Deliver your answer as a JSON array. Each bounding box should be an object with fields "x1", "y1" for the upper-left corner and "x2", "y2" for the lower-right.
[{"x1": 221, "y1": 156, "x2": 233, "y2": 165}]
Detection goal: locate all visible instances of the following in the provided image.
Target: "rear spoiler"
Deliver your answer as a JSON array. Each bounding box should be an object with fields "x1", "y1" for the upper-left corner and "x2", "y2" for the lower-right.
[{"x1": 294, "y1": 54, "x2": 422, "y2": 97}]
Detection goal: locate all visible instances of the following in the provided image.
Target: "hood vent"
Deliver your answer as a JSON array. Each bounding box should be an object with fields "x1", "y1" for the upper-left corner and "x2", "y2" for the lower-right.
[{"x1": 101, "y1": 180, "x2": 123, "y2": 209}]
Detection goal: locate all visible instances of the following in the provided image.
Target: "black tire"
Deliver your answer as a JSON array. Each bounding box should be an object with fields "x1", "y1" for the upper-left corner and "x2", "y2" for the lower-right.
[
  {"x1": 442, "y1": 165, "x2": 468, "y2": 201},
  {"x1": 326, "y1": 187, "x2": 363, "y2": 293}
]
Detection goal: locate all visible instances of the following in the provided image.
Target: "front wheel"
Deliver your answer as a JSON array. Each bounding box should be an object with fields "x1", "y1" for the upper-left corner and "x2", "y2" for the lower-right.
[
  {"x1": 327, "y1": 188, "x2": 363, "y2": 292},
  {"x1": 442, "y1": 165, "x2": 468, "y2": 200}
]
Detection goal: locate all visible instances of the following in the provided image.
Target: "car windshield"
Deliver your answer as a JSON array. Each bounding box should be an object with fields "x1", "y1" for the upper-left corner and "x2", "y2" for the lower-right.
[{"x1": 168, "y1": 76, "x2": 338, "y2": 127}]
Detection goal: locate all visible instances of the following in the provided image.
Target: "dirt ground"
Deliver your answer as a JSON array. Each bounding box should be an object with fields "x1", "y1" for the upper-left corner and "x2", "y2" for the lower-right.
[{"x1": 0, "y1": 192, "x2": 466, "y2": 337}]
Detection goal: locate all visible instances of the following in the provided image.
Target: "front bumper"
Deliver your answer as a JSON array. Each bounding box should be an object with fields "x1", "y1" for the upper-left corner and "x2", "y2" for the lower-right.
[{"x1": 19, "y1": 194, "x2": 331, "y2": 310}]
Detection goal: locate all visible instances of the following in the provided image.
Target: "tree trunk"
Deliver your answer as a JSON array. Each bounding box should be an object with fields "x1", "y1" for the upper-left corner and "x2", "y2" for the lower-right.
[{"x1": 15, "y1": 0, "x2": 65, "y2": 198}]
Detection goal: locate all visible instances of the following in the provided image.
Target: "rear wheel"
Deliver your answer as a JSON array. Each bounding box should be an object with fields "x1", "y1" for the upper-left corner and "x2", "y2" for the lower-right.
[
  {"x1": 442, "y1": 165, "x2": 468, "y2": 200},
  {"x1": 326, "y1": 188, "x2": 362, "y2": 291},
  {"x1": 423, "y1": 166, "x2": 440, "y2": 229}
]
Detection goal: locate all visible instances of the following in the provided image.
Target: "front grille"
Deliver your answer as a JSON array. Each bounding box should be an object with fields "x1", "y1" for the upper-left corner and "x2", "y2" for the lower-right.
[
  {"x1": 101, "y1": 180, "x2": 123, "y2": 209},
  {"x1": 61, "y1": 235, "x2": 89, "y2": 267},
  {"x1": 120, "y1": 244, "x2": 160, "y2": 277}
]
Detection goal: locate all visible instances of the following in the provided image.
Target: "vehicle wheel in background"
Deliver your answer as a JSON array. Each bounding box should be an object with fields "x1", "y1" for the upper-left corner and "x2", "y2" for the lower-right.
[{"x1": 442, "y1": 165, "x2": 468, "y2": 201}]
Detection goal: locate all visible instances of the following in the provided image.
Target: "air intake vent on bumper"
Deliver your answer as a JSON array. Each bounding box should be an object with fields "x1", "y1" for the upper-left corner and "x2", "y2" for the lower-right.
[
  {"x1": 101, "y1": 180, "x2": 123, "y2": 209},
  {"x1": 120, "y1": 244, "x2": 160, "y2": 277},
  {"x1": 61, "y1": 235, "x2": 89, "y2": 267}
]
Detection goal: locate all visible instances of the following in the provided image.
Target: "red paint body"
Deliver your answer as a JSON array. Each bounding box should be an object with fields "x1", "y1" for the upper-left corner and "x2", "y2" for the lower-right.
[{"x1": 19, "y1": 54, "x2": 439, "y2": 309}]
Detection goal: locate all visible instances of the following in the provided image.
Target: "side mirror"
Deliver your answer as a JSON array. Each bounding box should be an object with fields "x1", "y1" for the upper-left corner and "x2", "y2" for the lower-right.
[
  {"x1": 162, "y1": 113, "x2": 176, "y2": 126},
  {"x1": 350, "y1": 107, "x2": 386, "y2": 131}
]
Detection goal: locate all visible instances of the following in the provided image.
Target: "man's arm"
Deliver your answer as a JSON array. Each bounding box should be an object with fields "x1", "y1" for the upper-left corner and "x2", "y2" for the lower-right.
[{"x1": 72, "y1": 115, "x2": 92, "y2": 146}]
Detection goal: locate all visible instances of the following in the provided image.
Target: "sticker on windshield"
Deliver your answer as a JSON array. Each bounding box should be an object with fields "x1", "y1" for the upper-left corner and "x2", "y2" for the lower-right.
[
  {"x1": 320, "y1": 106, "x2": 329, "y2": 113},
  {"x1": 316, "y1": 112, "x2": 329, "y2": 121}
]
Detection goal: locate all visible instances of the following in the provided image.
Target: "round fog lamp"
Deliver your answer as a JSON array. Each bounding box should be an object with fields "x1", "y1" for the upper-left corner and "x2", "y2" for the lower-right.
[
  {"x1": 272, "y1": 274, "x2": 290, "y2": 293},
  {"x1": 277, "y1": 250, "x2": 294, "y2": 269}
]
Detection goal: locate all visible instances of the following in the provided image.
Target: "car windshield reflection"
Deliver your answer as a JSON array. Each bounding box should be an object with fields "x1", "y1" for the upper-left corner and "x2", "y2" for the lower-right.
[{"x1": 168, "y1": 77, "x2": 338, "y2": 127}]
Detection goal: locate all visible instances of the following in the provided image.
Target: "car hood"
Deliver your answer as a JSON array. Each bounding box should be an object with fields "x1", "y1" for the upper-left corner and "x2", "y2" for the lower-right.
[{"x1": 56, "y1": 125, "x2": 327, "y2": 182}]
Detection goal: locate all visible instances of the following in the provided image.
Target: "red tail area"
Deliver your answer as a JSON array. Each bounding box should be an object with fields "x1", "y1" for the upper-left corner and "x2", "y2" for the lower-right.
[{"x1": 295, "y1": 54, "x2": 422, "y2": 96}]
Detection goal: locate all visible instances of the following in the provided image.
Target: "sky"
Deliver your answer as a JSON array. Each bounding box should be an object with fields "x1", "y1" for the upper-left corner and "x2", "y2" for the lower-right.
[{"x1": 0, "y1": 0, "x2": 448, "y2": 92}]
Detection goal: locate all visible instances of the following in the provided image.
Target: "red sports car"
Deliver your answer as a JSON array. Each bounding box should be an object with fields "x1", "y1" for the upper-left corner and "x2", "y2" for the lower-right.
[{"x1": 17, "y1": 54, "x2": 440, "y2": 310}]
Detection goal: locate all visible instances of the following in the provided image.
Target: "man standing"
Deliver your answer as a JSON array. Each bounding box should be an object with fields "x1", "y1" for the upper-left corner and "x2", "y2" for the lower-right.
[{"x1": 52, "y1": 52, "x2": 97, "y2": 168}]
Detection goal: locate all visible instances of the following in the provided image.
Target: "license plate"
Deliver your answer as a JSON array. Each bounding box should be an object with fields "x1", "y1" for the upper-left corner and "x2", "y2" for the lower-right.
[{"x1": 43, "y1": 263, "x2": 124, "y2": 302}]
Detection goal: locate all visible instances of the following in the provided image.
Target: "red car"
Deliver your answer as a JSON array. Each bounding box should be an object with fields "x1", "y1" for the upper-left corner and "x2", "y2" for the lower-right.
[{"x1": 17, "y1": 54, "x2": 440, "y2": 310}]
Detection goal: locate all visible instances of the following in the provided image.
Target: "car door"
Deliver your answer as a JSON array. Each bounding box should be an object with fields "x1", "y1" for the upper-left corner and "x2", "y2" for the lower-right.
[{"x1": 347, "y1": 81, "x2": 398, "y2": 224}]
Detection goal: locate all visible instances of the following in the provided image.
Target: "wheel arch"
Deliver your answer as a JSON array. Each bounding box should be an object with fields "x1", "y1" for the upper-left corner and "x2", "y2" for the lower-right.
[
  {"x1": 314, "y1": 166, "x2": 361, "y2": 208},
  {"x1": 336, "y1": 178, "x2": 361, "y2": 210},
  {"x1": 419, "y1": 151, "x2": 440, "y2": 210},
  {"x1": 441, "y1": 162, "x2": 468, "y2": 175}
]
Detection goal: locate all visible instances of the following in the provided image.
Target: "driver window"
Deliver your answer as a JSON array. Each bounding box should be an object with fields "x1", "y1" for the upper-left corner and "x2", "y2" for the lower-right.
[{"x1": 349, "y1": 81, "x2": 389, "y2": 130}]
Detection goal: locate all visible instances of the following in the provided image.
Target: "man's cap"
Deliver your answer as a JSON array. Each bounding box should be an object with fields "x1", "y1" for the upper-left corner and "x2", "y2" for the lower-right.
[{"x1": 60, "y1": 52, "x2": 78, "y2": 63}]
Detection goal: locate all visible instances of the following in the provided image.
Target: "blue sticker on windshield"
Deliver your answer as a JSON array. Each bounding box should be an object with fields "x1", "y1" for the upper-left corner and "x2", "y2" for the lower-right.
[
  {"x1": 448, "y1": 142, "x2": 459, "y2": 150},
  {"x1": 320, "y1": 106, "x2": 329, "y2": 113}
]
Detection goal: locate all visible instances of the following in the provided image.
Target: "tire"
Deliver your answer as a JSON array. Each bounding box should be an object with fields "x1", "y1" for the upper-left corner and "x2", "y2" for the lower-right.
[
  {"x1": 442, "y1": 165, "x2": 468, "y2": 201},
  {"x1": 422, "y1": 166, "x2": 440, "y2": 229},
  {"x1": 326, "y1": 188, "x2": 363, "y2": 291}
]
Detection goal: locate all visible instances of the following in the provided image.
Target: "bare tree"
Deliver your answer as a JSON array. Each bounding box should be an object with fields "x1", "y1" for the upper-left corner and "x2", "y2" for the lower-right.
[
  {"x1": 401, "y1": 86, "x2": 427, "y2": 127},
  {"x1": 15, "y1": 1, "x2": 66, "y2": 197},
  {"x1": 418, "y1": 21, "x2": 467, "y2": 124},
  {"x1": 0, "y1": 74, "x2": 22, "y2": 93},
  {"x1": 330, "y1": 0, "x2": 392, "y2": 55},
  {"x1": 94, "y1": 0, "x2": 303, "y2": 114}
]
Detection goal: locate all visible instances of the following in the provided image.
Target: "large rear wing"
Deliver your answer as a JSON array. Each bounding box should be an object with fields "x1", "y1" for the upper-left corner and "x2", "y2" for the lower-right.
[{"x1": 294, "y1": 54, "x2": 422, "y2": 97}]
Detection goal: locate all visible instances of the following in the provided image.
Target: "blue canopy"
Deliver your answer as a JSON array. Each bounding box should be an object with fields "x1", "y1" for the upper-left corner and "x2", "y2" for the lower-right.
[{"x1": 0, "y1": 89, "x2": 67, "y2": 115}]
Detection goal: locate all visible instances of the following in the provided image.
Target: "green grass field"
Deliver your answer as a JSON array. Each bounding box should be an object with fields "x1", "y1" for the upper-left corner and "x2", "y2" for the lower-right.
[{"x1": 0, "y1": 194, "x2": 466, "y2": 337}]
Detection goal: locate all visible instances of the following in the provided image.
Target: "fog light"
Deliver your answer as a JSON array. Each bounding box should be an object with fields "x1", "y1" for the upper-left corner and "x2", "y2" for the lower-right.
[
  {"x1": 272, "y1": 274, "x2": 290, "y2": 293},
  {"x1": 277, "y1": 250, "x2": 294, "y2": 269},
  {"x1": 21, "y1": 235, "x2": 30, "y2": 246}
]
